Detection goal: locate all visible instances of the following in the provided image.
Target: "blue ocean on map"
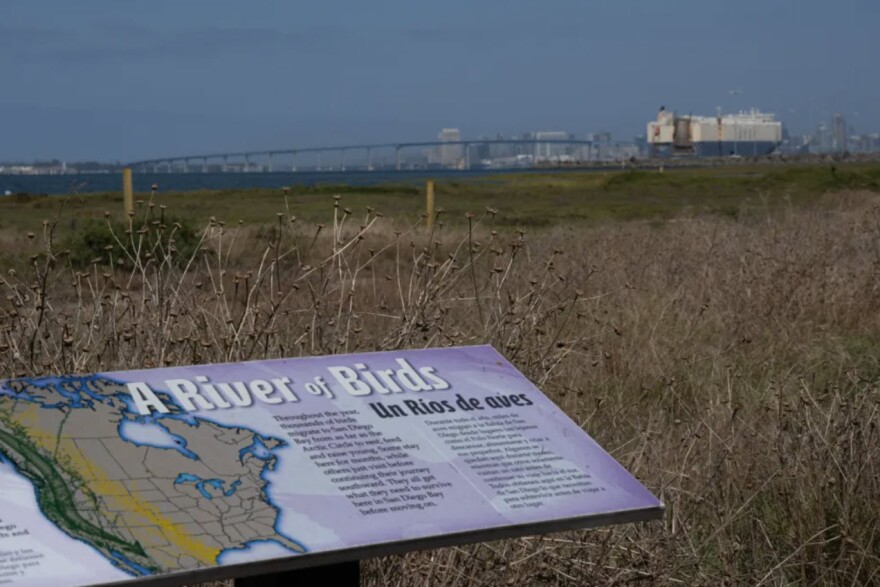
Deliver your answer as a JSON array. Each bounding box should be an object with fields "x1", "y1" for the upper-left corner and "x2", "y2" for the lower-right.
[
  {"x1": 0, "y1": 459, "x2": 132, "y2": 585},
  {"x1": 216, "y1": 539, "x2": 301, "y2": 566},
  {"x1": 109, "y1": 552, "x2": 153, "y2": 576},
  {"x1": 0, "y1": 375, "x2": 110, "y2": 409},
  {"x1": 239, "y1": 436, "x2": 272, "y2": 461}
]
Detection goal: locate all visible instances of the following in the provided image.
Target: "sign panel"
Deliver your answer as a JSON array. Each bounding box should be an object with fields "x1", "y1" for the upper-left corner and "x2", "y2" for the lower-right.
[{"x1": 0, "y1": 345, "x2": 662, "y2": 587}]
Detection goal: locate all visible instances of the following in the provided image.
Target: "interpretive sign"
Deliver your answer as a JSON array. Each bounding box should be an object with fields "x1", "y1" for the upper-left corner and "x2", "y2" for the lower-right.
[{"x1": 0, "y1": 345, "x2": 662, "y2": 587}]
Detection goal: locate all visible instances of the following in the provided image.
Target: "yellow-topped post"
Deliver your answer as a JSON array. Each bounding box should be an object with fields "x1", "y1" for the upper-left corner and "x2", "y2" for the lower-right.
[
  {"x1": 426, "y1": 179, "x2": 435, "y2": 230},
  {"x1": 122, "y1": 168, "x2": 134, "y2": 217}
]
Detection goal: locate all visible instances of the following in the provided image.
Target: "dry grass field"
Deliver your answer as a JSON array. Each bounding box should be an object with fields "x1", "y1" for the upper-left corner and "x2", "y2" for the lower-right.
[{"x1": 1, "y1": 164, "x2": 879, "y2": 585}]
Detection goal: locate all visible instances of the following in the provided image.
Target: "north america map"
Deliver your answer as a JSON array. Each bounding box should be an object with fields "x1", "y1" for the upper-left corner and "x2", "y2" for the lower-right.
[
  {"x1": 0, "y1": 347, "x2": 663, "y2": 587},
  {"x1": 0, "y1": 375, "x2": 304, "y2": 578}
]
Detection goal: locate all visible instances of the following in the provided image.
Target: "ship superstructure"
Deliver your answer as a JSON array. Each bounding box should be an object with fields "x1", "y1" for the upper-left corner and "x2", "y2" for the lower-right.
[{"x1": 648, "y1": 107, "x2": 782, "y2": 157}]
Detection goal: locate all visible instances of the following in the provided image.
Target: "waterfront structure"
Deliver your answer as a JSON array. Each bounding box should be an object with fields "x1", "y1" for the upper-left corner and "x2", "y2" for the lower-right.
[
  {"x1": 832, "y1": 113, "x2": 847, "y2": 153},
  {"x1": 124, "y1": 136, "x2": 595, "y2": 175},
  {"x1": 490, "y1": 133, "x2": 514, "y2": 159},
  {"x1": 534, "y1": 131, "x2": 571, "y2": 160},
  {"x1": 471, "y1": 137, "x2": 492, "y2": 165},
  {"x1": 589, "y1": 131, "x2": 613, "y2": 144},
  {"x1": 851, "y1": 133, "x2": 880, "y2": 153},
  {"x1": 437, "y1": 128, "x2": 463, "y2": 167},
  {"x1": 647, "y1": 107, "x2": 782, "y2": 157},
  {"x1": 589, "y1": 131, "x2": 613, "y2": 160}
]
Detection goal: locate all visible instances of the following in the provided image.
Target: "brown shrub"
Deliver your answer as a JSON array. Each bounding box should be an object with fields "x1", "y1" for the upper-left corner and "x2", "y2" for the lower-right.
[{"x1": 1, "y1": 193, "x2": 879, "y2": 585}]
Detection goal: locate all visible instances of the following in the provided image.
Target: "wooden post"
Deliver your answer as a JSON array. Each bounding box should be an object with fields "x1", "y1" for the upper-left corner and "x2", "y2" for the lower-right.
[
  {"x1": 236, "y1": 561, "x2": 359, "y2": 587},
  {"x1": 122, "y1": 167, "x2": 134, "y2": 217},
  {"x1": 426, "y1": 179, "x2": 435, "y2": 230}
]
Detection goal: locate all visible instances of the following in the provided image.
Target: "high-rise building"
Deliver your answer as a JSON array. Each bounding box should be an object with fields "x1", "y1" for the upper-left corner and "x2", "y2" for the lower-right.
[
  {"x1": 832, "y1": 114, "x2": 847, "y2": 153},
  {"x1": 811, "y1": 122, "x2": 834, "y2": 153},
  {"x1": 533, "y1": 131, "x2": 570, "y2": 160},
  {"x1": 589, "y1": 131, "x2": 613, "y2": 159},
  {"x1": 437, "y1": 128, "x2": 463, "y2": 167},
  {"x1": 590, "y1": 131, "x2": 613, "y2": 143},
  {"x1": 472, "y1": 136, "x2": 491, "y2": 164}
]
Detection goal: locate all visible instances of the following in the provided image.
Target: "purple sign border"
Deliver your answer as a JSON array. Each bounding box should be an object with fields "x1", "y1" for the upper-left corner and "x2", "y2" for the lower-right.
[{"x1": 1, "y1": 345, "x2": 664, "y2": 587}]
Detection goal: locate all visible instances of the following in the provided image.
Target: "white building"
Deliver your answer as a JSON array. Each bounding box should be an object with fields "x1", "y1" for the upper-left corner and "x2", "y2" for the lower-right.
[
  {"x1": 437, "y1": 128, "x2": 463, "y2": 167},
  {"x1": 533, "y1": 131, "x2": 570, "y2": 161}
]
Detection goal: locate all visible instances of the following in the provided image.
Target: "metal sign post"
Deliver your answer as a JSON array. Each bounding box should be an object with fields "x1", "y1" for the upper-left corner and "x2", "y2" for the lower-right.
[{"x1": 237, "y1": 561, "x2": 359, "y2": 587}]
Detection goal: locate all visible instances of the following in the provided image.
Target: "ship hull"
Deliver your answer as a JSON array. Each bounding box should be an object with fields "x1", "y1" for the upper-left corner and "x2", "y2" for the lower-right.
[{"x1": 694, "y1": 141, "x2": 778, "y2": 157}]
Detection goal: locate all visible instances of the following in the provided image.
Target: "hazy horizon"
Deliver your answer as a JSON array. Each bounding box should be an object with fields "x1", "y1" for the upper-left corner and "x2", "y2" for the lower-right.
[{"x1": 3, "y1": 0, "x2": 877, "y2": 162}]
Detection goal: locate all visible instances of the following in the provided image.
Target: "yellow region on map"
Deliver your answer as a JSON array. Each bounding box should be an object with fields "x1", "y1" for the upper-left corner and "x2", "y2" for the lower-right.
[{"x1": 0, "y1": 376, "x2": 305, "y2": 577}]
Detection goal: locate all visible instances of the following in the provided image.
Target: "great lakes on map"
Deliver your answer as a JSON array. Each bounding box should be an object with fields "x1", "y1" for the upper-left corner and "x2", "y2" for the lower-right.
[{"x1": 0, "y1": 375, "x2": 305, "y2": 577}]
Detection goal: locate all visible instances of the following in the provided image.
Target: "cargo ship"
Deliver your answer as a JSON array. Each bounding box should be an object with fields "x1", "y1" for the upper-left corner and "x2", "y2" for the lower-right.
[{"x1": 647, "y1": 107, "x2": 782, "y2": 157}]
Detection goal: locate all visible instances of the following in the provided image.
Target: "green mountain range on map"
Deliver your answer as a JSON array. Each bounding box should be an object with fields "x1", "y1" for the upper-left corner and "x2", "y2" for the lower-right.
[{"x1": 0, "y1": 375, "x2": 305, "y2": 576}]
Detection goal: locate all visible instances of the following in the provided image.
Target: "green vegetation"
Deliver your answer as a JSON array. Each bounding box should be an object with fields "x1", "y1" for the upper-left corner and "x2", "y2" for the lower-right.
[
  {"x1": 0, "y1": 424, "x2": 154, "y2": 574},
  {"x1": 0, "y1": 163, "x2": 878, "y2": 241},
  {"x1": 59, "y1": 216, "x2": 203, "y2": 269},
  {"x1": 1, "y1": 160, "x2": 880, "y2": 585}
]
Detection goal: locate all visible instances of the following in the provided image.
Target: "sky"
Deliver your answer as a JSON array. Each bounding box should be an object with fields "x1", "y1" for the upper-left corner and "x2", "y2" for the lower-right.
[{"x1": 2, "y1": 0, "x2": 878, "y2": 162}]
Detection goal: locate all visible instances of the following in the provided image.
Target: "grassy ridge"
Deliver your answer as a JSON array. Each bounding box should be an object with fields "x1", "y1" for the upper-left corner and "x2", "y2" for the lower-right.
[{"x1": 1, "y1": 163, "x2": 879, "y2": 237}]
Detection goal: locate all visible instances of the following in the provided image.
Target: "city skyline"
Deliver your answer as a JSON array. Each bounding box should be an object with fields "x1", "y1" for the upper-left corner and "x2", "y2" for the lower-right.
[
  {"x1": 2, "y1": 0, "x2": 878, "y2": 161},
  {"x1": 3, "y1": 110, "x2": 880, "y2": 173}
]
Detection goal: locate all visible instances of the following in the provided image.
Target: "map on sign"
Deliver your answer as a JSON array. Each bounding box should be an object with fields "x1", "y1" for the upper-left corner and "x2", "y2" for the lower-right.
[{"x1": 0, "y1": 345, "x2": 662, "y2": 587}]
